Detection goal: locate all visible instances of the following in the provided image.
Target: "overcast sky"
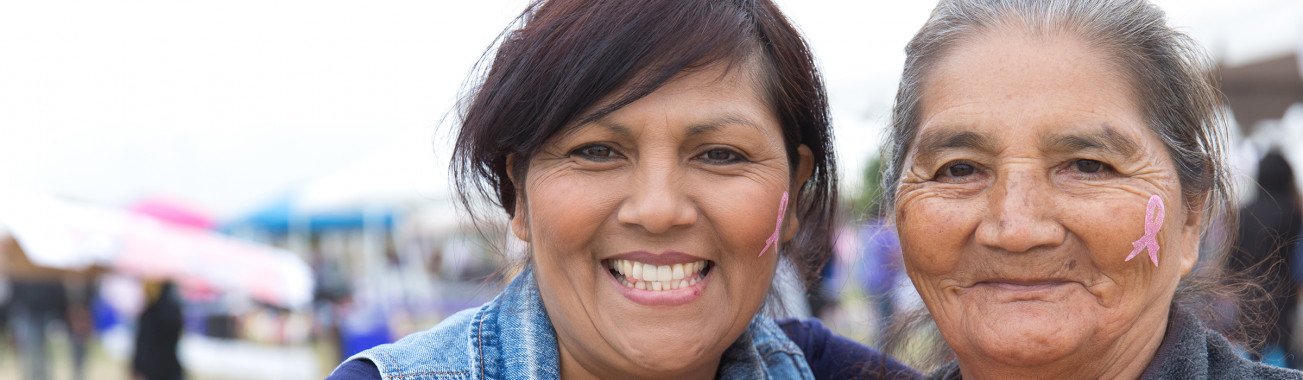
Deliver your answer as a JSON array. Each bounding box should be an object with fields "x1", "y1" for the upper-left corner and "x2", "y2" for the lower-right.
[{"x1": 1, "y1": 0, "x2": 1298, "y2": 220}]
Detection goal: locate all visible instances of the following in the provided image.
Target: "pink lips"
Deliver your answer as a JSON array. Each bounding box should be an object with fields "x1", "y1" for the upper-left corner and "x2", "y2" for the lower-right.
[{"x1": 604, "y1": 250, "x2": 710, "y2": 306}]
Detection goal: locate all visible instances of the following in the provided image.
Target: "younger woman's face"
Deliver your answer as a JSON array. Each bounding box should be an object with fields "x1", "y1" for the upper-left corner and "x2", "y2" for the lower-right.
[{"x1": 514, "y1": 62, "x2": 811, "y2": 379}]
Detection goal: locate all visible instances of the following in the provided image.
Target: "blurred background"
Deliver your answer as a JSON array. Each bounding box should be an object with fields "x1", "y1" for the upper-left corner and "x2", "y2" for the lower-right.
[{"x1": 0, "y1": 0, "x2": 1300, "y2": 378}]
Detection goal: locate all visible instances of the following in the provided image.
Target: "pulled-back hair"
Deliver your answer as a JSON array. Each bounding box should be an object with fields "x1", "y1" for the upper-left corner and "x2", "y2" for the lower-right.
[
  {"x1": 885, "y1": 0, "x2": 1229, "y2": 229},
  {"x1": 451, "y1": 0, "x2": 838, "y2": 287},
  {"x1": 881, "y1": 0, "x2": 1248, "y2": 370}
]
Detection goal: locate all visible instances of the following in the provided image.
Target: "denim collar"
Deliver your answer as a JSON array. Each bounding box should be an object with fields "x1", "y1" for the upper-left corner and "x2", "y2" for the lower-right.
[
  {"x1": 354, "y1": 266, "x2": 811, "y2": 380},
  {"x1": 478, "y1": 266, "x2": 812, "y2": 380},
  {"x1": 471, "y1": 266, "x2": 561, "y2": 379}
]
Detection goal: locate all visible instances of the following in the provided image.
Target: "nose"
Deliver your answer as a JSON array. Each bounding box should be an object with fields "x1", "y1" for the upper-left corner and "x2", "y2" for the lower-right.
[
  {"x1": 975, "y1": 170, "x2": 1065, "y2": 253},
  {"x1": 616, "y1": 163, "x2": 698, "y2": 234}
]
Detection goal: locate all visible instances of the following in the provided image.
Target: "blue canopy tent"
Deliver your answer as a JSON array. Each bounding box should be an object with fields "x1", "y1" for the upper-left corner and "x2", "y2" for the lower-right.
[{"x1": 222, "y1": 195, "x2": 395, "y2": 235}]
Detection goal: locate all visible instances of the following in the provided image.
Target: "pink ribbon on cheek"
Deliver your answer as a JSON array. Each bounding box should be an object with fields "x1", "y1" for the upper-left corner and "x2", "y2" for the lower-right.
[
  {"x1": 758, "y1": 191, "x2": 790, "y2": 258},
  {"x1": 1125, "y1": 195, "x2": 1165, "y2": 266}
]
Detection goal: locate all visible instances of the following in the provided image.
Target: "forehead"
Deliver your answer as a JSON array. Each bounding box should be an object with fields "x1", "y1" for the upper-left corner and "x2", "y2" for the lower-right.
[
  {"x1": 645, "y1": 62, "x2": 766, "y2": 103},
  {"x1": 572, "y1": 61, "x2": 778, "y2": 135},
  {"x1": 915, "y1": 27, "x2": 1151, "y2": 147}
]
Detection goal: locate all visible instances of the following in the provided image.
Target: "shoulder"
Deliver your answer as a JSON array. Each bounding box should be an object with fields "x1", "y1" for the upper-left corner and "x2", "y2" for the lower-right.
[
  {"x1": 326, "y1": 359, "x2": 381, "y2": 380},
  {"x1": 1144, "y1": 307, "x2": 1303, "y2": 380},
  {"x1": 776, "y1": 318, "x2": 921, "y2": 380},
  {"x1": 1201, "y1": 327, "x2": 1303, "y2": 380},
  {"x1": 331, "y1": 307, "x2": 483, "y2": 380}
]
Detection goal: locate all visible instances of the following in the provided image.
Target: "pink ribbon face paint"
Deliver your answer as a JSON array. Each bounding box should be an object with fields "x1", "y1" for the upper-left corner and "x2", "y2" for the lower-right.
[
  {"x1": 1125, "y1": 195, "x2": 1165, "y2": 266},
  {"x1": 757, "y1": 191, "x2": 789, "y2": 257}
]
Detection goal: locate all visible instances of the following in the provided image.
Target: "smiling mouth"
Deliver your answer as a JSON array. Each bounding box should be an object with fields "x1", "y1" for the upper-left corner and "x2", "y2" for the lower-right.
[
  {"x1": 605, "y1": 259, "x2": 712, "y2": 291},
  {"x1": 970, "y1": 280, "x2": 1080, "y2": 300}
]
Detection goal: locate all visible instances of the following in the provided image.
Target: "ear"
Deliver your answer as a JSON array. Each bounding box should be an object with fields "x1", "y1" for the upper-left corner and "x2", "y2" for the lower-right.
[
  {"x1": 506, "y1": 155, "x2": 531, "y2": 242},
  {"x1": 781, "y1": 145, "x2": 815, "y2": 242},
  {"x1": 1177, "y1": 194, "x2": 1206, "y2": 277}
]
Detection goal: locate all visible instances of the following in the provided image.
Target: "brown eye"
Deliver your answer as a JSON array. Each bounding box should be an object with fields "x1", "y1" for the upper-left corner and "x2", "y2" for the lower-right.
[
  {"x1": 579, "y1": 145, "x2": 612, "y2": 157},
  {"x1": 697, "y1": 148, "x2": 744, "y2": 164},
  {"x1": 571, "y1": 144, "x2": 620, "y2": 161},
  {"x1": 1075, "y1": 159, "x2": 1104, "y2": 173},
  {"x1": 706, "y1": 149, "x2": 734, "y2": 160},
  {"x1": 947, "y1": 163, "x2": 975, "y2": 177}
]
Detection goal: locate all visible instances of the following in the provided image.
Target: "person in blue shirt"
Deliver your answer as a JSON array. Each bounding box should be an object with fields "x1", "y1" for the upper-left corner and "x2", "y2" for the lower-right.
[{"x1": 328, "y1": 0, "x2": 916, "y2": 379}]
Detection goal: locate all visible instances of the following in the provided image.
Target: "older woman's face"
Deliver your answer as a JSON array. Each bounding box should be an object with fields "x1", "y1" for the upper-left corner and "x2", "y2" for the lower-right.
[
  {"x1": 513, "y1": 63, "x2": 810, "y2": 378},
  {"x1": 896, "y1": 29, "x2": 1204, "y2": 375}
]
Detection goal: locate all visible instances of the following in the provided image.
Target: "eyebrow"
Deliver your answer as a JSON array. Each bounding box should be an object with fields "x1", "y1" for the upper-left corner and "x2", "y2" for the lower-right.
[
  {"x1": 685, "y1": 114, "x2": 764, "y2": 137},
  {"x1": 911, "y1": 129, "x2": 997, "y2": 165},
  {"x1": 1042, "y1": 126, "x2": 1140, "y2": 157},
  {"x1": 587, "y1": 120, "x2": 634, "y2": 138}
]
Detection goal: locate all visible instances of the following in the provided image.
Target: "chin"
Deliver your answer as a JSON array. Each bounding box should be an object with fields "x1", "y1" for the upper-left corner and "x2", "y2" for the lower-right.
[
  {"x1": 617, "y1": 333, "x2": 717, "y2": 373},
  {"x1": 960, "y1": 312, "x2": 1084, "y2": 367}
]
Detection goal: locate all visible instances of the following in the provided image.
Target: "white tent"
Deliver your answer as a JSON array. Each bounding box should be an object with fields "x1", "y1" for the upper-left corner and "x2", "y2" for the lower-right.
[{"x1": 0, "y1": 189, "x2": 314, "y2": 309}]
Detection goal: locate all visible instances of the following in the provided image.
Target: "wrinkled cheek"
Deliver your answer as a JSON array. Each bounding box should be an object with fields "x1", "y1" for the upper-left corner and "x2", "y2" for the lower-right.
[
  {"x1": 898, "y1": 239, "x2": 960, "y2": 309},
  {"x1": 896, "y1": 199, "x2": 968, "y2": 276},
  {"x1": 1074, "y1": 196, "x2": 1167, "y2": 309},
  {"x1": 1083, "y1": 198, "x2": 1155, "y2": 270}
]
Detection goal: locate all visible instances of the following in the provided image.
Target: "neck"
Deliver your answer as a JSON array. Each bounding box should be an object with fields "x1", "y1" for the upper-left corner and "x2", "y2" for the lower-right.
[
  {"x1": 556, "y1": 338, "x2": 719, "y2": 380},
  {"x1": 956, "y1": 307, "x2": 1172, "y2": 380}
]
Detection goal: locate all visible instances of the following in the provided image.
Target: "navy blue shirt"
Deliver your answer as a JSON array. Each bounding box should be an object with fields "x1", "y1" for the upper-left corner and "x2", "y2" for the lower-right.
[
  {"x1": 776, "y1": 318, "x2": 921, "y2": 380},
  {"x1": 328, "y1": 318, "x2": 920, "y2": 380},
  {"x1": 328, "y1": 359, "x2": 380, "y2": 380}
]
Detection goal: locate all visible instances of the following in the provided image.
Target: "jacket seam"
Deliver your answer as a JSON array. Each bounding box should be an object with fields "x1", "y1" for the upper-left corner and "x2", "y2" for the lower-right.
[
  {"x1": 755, "y1": 341, "x2": 805, "y2": 356},
  {"x1": 477, "y1": 309, "x2": 486, "y2": 380},
  {"x1": 390, "y1": 370, "x2": 471, "y2": 379},
  {"x1": 381, "y1": 351, "x2": 404, "y2": 379}
]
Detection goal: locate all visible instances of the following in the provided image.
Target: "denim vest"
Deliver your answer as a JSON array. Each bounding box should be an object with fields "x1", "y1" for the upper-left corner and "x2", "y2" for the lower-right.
[{"x1": 341, "y1": 267, "x2": 814, "y2": 380}]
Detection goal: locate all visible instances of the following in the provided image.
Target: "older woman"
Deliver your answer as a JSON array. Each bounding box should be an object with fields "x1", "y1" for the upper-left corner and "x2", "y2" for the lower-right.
[
  {"x1": 885, "y1": 0, "x2": 1303, "y2": 379},
  {"x1": 326, "y1": 0, "x2": 914, "y2": 379}
]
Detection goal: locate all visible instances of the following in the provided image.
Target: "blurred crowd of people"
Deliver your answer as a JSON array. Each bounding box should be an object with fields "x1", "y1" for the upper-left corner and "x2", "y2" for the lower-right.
[{"x1": 0, "y1": 276, "x2": 181, "y2": 380}]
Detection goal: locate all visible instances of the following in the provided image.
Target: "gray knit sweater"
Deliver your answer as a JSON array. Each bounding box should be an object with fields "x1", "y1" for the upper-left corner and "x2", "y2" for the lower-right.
[{"x1": 926, "y1": 306, "x2": 1303, "y2": 379}]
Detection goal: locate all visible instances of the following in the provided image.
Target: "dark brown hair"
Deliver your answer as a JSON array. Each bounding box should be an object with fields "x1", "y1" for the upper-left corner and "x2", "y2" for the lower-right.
[{"x1": 450, "y1": 0, "x2": 838, "y2": 287}]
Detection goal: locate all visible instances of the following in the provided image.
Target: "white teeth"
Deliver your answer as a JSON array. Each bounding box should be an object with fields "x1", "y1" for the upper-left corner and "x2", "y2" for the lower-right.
[
  {"x1": 607, "y1": 258, "x2": 709, "y2": 292},
  {"x1": 656, "y1": 265, "x2": 672, "y2": 282}
]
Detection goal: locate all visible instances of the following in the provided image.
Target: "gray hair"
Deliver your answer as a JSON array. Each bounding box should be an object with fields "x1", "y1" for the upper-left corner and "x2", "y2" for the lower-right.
[
  {"x1": 879, "y1": 0, "x2": 1244, "y2": 368},
  {"x1": 883, "y1": 0, "x2": 1229, "y2": 231}
]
